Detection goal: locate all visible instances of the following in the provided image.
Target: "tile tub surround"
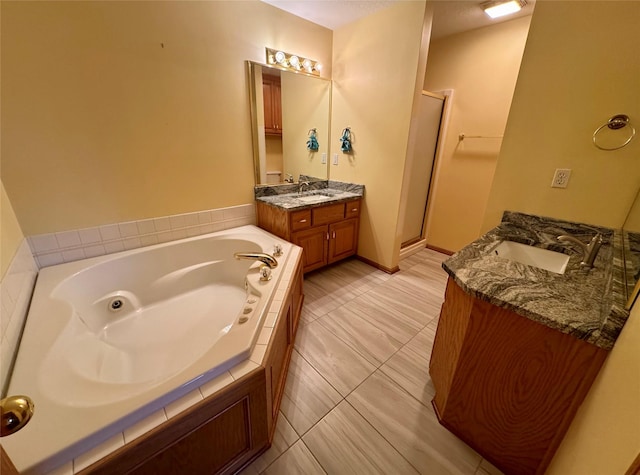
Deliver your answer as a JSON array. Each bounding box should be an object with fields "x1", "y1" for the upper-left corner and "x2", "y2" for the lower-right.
[
  {"x1": 27, "y1": 203, "x2": 256, "y2": 268},
  {"x1": 0, "y1": 239, "x2": 38, "y2": 393},
  {"x1": 254, "y1": 179, "x2": 364, "y2": 211},
  {"x1": 4, "y1": 245, "x2": 302, "y2": 475},
  {"x1": 443, "y1": 211, "x2": 630, "y2": 350}
]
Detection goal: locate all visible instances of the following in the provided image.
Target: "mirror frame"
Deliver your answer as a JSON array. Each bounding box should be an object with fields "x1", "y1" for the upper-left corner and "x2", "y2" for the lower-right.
[
  {"x1": 623, "y1": 184, "x2": 640, "y2": 309},
  {"x1": 247, "y1": 60, "x2": 332, "y2": 186}
]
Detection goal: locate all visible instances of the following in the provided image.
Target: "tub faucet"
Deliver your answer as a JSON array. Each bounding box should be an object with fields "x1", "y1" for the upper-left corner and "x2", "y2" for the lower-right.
[
  {"x1": 298, "y1": 181, "x2": 310, "y2": 194},
  {"x1": 234, "y1": 252, "x2": 278, "y2": 269},
  {"x1": 557, "y1": 233, "x2": 603, "y2": 268}
]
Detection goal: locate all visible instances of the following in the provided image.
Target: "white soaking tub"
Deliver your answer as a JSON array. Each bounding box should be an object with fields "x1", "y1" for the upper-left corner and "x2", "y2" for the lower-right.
[{"x1": 3, "y1": 225, "x2": 292, "y2": 474}]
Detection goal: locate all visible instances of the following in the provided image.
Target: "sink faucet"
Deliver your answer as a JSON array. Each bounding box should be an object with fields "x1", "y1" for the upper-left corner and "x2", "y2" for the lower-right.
[
  {"x1": 298, "y1": 181, "x2": 310, "y2": 194},
  {"x1": 557, "y1": 233, "x2": 603, "y2": 268},
  {"x1": 234, "y1": 252, "x2": 278, "y2": 269},
  {"x1": 284, "y1": 173, "x2": 294, "y2": 183}
]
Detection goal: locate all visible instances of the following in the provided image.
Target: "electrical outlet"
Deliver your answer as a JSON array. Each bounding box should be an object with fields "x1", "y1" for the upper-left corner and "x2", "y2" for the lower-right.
[
  {"x1": 551, "y1": 168, "x2": 571, "y2": 188},
  {"x1": 333, "y1": 153, "x2": 339, "y2": 165},
  {"x1": 321, "y1": 153, "x2": 327, "y2": 164}
]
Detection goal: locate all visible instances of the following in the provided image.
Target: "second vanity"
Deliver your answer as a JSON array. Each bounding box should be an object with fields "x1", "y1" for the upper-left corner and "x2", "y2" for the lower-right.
[
  {"x1": 255, "y1": 179, "x2": 364, "y2": 273},
  {"x1": 429, "y1": 212, "x2": 631, "y2": 475}
]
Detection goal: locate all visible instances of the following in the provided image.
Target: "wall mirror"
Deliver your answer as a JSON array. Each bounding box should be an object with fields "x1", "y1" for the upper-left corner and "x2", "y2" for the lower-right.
[
  {"x1": 247, "y1": 61, "x2": 331, "y2": 185},
  {"x1": 623, "y1": 184, "x2": 640, "y2": 309}
]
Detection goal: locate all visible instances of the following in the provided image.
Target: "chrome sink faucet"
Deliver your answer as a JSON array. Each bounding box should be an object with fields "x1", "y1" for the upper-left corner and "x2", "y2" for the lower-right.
[
  {"x1": 557, "y1": 233, "x2": 603, "y2": 268},
  {"x1": 298, "y1": 181, "x2": 310, "y2": 194}
]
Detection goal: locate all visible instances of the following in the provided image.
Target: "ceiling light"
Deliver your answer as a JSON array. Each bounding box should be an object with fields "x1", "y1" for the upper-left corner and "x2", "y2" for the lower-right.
[{"x1": 482, "y1": 0, "x2": 525, "y2": 19}]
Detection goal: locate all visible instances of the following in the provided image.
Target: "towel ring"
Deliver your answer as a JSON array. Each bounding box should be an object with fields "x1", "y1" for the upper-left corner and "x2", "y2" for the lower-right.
[{"x1": 592, "y1": 114, "x2": 635, "y2": 151}]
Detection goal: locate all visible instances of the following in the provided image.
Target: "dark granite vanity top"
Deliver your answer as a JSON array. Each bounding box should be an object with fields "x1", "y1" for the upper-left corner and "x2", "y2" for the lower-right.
[
  {"x1": 443, "y1": 211, "x2": 631, "y2": 350},
  {"x1": 255, "y1": 178, "x2": 364, "y2": 210}
]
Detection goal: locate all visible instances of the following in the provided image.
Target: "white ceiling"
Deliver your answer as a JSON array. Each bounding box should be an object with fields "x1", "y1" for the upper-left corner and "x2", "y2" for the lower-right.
[{"x1": 262, "y1": 0, "x2": 535, "y2": 39}]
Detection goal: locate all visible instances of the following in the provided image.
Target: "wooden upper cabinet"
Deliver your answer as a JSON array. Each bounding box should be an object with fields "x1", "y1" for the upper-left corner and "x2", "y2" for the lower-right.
[{"x1": 262, "y1": 75, "x2": 282, "y2": 135}]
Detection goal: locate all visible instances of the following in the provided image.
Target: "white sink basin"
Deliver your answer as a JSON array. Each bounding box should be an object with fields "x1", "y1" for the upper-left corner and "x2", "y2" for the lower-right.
[
  {"x1": 492, "y1": 241, "x2": 570, "y2": 274},
  {"x1": 297, "y1": 195, "x2": 330, "y2": 203}
]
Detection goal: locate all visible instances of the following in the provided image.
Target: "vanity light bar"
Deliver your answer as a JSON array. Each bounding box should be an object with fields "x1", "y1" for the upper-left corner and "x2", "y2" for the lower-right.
[{"x1": 265, "y1": 47, "x2": 322, "y2": 77}]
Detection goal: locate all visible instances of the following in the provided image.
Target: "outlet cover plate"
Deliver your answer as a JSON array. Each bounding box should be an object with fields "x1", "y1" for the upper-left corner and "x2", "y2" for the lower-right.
[{"x1": 551, "y1": 168, "x2": 571, "y2": 188}]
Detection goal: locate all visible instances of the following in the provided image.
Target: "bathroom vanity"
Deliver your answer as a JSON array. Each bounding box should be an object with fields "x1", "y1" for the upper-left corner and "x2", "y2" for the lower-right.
[
  {"x1": 255, "y1": 181, "x2": 364, "y2": 273},
  {"x1": 429, "y1": 212, "x2": 632, "y2": 475}
]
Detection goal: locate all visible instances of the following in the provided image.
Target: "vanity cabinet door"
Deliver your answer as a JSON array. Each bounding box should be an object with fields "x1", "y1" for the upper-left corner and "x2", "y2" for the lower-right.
[
  {"x1": 292, "y1": 226, "x2": 329, "y2": 273},
  {"x1": 328, "y1": 218, "x2": 359, "y2": 264}
]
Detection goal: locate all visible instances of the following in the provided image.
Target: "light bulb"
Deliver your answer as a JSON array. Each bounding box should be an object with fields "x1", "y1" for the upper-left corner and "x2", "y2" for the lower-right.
[
  {"x1": 290, "y1": 55, "x2": 300, "y2": 68},
  {"x1": 275, "y1": 51, "x2": 286, "y2": 64}
]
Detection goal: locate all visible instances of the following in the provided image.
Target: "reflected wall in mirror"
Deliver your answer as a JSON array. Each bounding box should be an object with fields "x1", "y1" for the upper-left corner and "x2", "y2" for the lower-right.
[
  {"x1": 248, "y1": 61, "x2": 331, "y2": 185},
  {"x1": 623, "y1": 185, "x2": 640, "y2": 309}
]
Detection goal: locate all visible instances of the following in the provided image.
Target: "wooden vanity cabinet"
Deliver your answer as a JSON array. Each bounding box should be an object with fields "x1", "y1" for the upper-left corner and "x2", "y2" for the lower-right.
[
  {"x1": 257, "y1": 200, "x2": 361, "y2": 273},
  {"x1": 262, "y1": 74, "x2": 282, "y2": 135},
  {"x1": 430, "y1": 277, "x2": 608, "y2": 475}
]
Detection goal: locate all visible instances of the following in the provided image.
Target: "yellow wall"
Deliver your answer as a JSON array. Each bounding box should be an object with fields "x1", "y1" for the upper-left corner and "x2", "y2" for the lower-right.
[
  {"x1": 423, "y1": 16, "x2": 531, "y2": 252},
  {"x1": 330, "y1": 0, "x2": 428, "y2": 270},
  {"x1": 1, "y1": 1, "x2": 332, "y2": 235},
  {"x1": 483, "y1": 1, "x2": 640, "y2": 232},
  {"x1": 481, "y1": 2, "x2": 640, "y2": 472},
  {"x1": 0, "y1": 181, "x2": 24, "y2": 278}
]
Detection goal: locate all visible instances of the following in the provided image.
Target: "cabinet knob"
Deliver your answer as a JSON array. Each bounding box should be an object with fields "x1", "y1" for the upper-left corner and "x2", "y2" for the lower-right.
[
  {"x1": 332, "y1": 231, "x2": 336, "y2": 239},
  {"x1": 326, "y1": 232, "x2": 329, "y2": 240},
  {"x1": 299, "y1": 219, "x2": 307, "y2": 223},
  {"x1": 351, "y1": 208, "x2": 358, "y2": 212}
]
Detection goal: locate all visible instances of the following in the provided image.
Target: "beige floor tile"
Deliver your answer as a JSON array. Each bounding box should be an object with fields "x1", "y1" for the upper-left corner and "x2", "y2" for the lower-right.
[
  {"x1": 404, "y1": 323, "x2": 438, "y2": 363},
  {"x1": 387, "y1": 267, "x2": 447, "y2": 302},
  {"x1": 317, "y1": 306, "x2": 404, "y2": 366},
  {"x1": 477, "y1": 458, "x2": 505, "y2": 475},
  {"x1": 241, "y1": 411, "x2": 299, "y2": 473},
  {"x1": 303, "y1": 401, "x2": 419, "y2": 474},
  {"x1": 347, "y1": 371, "x2": 482, "y2": 475},
  {"x1": 398, "y1": 251, "x2": 426, "y2": 270},
  {"x1": 364, "y1": 282, "x2": 441, "y2": 327},
  {"x1": 299, "y1": 306, "x2": 321, "y2": 326},
  {"x1": 379, "y1": 338, "x2": 435, "y2": 406},
  {"x1": 263, "y1": 440, "x2": 326, "y2": 475},
  {"x1": 303, "y1": 278, "x2": 359, "y2": 317},
  {"x1": 295, "y1": 321, "x2": 376, "y2": 397},
  {"x1": 344, "y1": 292, "x2": 423, "y2": 344},
  {"x1": 280, "y1": 350, "x2": 342, "y2": 436},
  {"x1": 320, "y1": 259, "x2": 390, "y2": 294}
]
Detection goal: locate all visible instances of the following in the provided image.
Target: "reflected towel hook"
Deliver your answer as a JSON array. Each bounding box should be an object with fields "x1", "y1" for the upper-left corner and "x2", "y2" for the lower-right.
[
  {"x1": 306, "y1": 128, "x2": 319, "y2": 152},
  {"x1": 592, "y1": 114, "x2": 636, "y2": 151}
]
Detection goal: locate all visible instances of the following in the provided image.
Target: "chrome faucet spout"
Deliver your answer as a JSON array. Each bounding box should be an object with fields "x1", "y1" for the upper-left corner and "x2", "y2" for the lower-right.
[
  {"x1": 298, "y1": 181, "x2": 310, "y2": 194},
  {"x1": 557, "y1": 233, "x2": 603, "y2": 268},
  {"x1": 234, "y1": 252, "x2": 278, "y2": 269}
]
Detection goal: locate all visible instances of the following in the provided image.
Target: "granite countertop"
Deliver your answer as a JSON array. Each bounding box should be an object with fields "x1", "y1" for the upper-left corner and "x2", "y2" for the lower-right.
[
  {"x1": 443, "y1": 211, "x2": 630, "y2": 350},
  {"x1": 255, "y1": 178, "x2": 364, "y2": 211}
]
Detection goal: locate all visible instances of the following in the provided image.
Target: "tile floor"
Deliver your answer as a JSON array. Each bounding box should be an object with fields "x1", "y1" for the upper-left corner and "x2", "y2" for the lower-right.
[{"x1": 241, "y1": 248, "x2": 504, "y2": 475}]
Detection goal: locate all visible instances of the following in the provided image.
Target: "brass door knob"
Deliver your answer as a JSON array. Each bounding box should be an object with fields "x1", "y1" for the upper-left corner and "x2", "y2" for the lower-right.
[{"x1": 1, "y1": 395, "x2": 34, "y2": 436}]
